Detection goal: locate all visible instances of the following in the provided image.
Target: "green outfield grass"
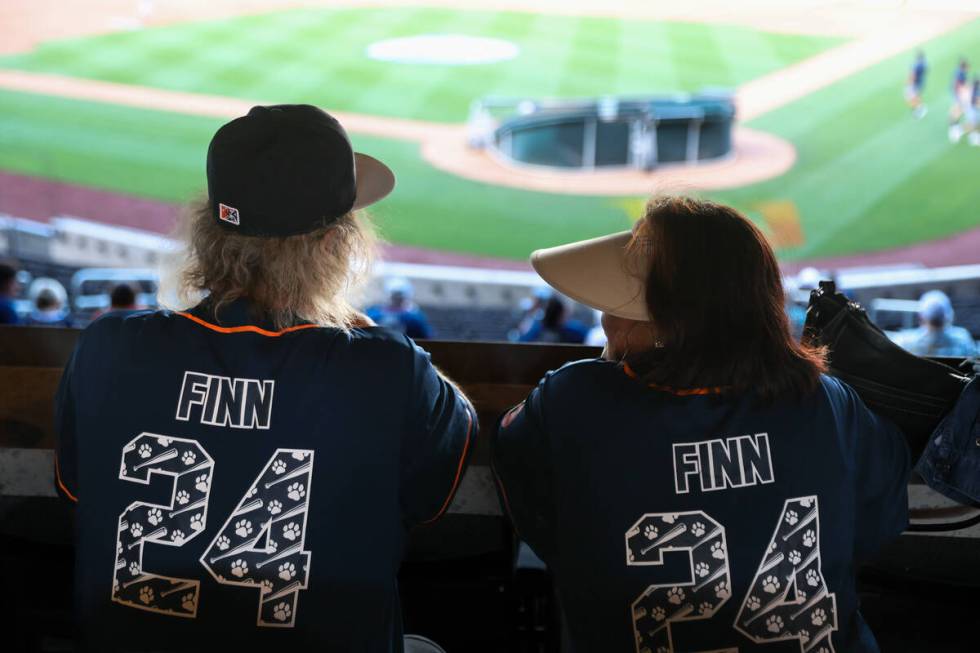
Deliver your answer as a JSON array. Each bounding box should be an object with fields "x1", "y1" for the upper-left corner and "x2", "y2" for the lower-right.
[
  {"x1": 0, "y1": 9, "x2": 978, "y2": 262},
  {"x1": 0, "y1": 6, "x2": 838, "y2": 123},
  {"x1": 710, "y1": 17, "x2": 980, "y2": 260}
]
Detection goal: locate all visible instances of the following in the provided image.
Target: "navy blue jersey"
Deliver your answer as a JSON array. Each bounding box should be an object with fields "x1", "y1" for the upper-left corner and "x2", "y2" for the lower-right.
[
  {"x1": 911, "y1": 58, "x2": 926, "y2": 87},
  {"x1": 55, "y1": 299, "x2": 474, "y2": 652},
  {"x1": 493, "y1": 359, "x2": 909, "y2": 653}
]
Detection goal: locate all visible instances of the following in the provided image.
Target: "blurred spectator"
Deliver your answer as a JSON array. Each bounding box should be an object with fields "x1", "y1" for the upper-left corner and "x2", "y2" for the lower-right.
[
  {"x1": 25, "y1": 277, "x2": 72, "y2": 328},
  {"x1": 585, "y1": 308, "x2": 607, "y2": 347},
  {"x1": 515, "y1": 292, "x2": 587, "y2": 344},
  {"x1": 0, "y1": 260, "x2": 20, "y2": 325},
  {"x1": 366, "y1": 277, "x2": 432, "y2": 339},
  {"x1": 783, "y1": 277, "x2": 807, "y2": 340},
  {"x1": 891, "y1": 290, "x2": 977, "y2": 357},
  {"x1": 110, "y1": 283, "x2": 139, "y2": 311}
]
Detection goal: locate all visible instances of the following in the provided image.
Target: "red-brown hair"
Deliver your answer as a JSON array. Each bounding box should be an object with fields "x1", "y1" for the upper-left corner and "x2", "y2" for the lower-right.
[{"x1": 627, "y1": 196, "x2": 826, "y2": 400}]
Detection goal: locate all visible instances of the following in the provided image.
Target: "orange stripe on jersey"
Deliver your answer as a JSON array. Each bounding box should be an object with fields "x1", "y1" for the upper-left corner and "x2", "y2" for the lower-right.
[
  {"x1": 421, "y1": 406, "x2": 475, "y2": 525},
  {"x1": 622, "y1": 362, "x2": 727, "y2": 396},
  {"x1": 176, "y1": 312, "x2": 319, "y2": 337},
  {"x1": 55, "y1": 455, "x2": 78, "y2": 503}
]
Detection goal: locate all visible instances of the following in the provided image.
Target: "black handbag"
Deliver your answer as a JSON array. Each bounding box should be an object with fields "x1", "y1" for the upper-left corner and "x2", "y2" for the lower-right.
[{"x1": 802, "y1": 281, "x2": 971, "y2": 458}]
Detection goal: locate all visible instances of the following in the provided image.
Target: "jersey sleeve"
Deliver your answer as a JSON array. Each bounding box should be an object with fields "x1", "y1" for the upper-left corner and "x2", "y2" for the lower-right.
[
  {"x1": 491, "y1": 377, "x2": 556, "y2": 563},
  {"x1": 400, "y1": 341, "x2": 476, "y2": 525},
  {"x1": 54, "y1": 346, "x2": 80, "y2": 504},
  {"x1": 827, "y1": 377, "x2": 910, "y2": 560}
]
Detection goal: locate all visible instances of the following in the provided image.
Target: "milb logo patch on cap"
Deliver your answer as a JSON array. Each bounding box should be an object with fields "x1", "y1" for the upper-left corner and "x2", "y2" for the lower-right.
[{"x1": 218, "y1": 203, "x2": 240, "y2": 226}]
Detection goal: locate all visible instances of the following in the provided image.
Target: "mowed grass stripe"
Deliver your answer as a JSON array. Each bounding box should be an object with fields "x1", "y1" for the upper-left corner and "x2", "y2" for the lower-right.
[{"x1": 0, "y1": 7, "x2": 839, "y2": 122}]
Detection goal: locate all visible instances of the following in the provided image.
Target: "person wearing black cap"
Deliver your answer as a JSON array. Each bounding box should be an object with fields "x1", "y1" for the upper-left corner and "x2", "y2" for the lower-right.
[{"x1": 54, "y1": 105, "x2": 474, "y2": 653}]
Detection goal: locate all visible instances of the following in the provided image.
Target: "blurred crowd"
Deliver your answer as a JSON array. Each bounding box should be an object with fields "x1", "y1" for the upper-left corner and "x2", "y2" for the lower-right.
[{"x1": 1, "y1": 258, "x2": 977, "y2": 359}]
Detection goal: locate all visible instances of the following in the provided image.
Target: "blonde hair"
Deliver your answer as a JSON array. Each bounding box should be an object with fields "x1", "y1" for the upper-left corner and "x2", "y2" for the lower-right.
[{"x1": 175, "y1": 198, "x2": 377, "y2": 330}]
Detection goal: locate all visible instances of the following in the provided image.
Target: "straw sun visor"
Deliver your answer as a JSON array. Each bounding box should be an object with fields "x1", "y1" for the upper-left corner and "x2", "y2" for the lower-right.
[{"x1": 530, "y1": 230, "x2": 651, "y2": 321}]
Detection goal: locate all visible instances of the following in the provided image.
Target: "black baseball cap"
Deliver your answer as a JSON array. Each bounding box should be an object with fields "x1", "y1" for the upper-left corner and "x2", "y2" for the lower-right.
[{"x1": 206, "y1": 104, "x2": 395, "y2": 237}]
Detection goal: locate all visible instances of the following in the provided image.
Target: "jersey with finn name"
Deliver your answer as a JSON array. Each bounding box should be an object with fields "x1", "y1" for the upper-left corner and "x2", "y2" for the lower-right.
[
  {"x1": 493, "y1": 358, "x2": 909, "y2": 653},
  {"x1": 55, "y1": 299, "x2": 474, "y2": 652}
]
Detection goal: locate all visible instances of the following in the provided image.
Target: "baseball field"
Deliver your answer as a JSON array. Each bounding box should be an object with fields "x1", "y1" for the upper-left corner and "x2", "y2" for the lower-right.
[{"x1": 0, "y1": 1, "x2": 978, "y2": 266}]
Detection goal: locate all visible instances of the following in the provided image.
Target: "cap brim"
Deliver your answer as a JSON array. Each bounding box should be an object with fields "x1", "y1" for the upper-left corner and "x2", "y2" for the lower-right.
[
  {"x1": 352, "y1": 152, "x2": 396, "y2": 211},
  {"x1": 530, "y1": 231, "x2": 651, "y2": 321}
]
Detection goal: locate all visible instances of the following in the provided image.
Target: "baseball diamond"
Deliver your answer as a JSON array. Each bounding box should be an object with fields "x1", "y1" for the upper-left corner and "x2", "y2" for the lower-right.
[{"x1": 0, "y1": 1, "x2": 977, "y2": 264}]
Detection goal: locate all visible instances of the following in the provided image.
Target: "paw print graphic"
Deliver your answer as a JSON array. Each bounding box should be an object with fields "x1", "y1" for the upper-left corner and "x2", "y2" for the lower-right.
[
  {"x1": 129, "y1": 561, "x2": 140, "y2": 576},
  {"x1": 130, "y1": 522, "x2": 143, "y2": 538},
  {"x1": 766, "y1": 614, "x2": 784, "y2": 633},
  {"x1": 139, "y1": 586, "x2": 154, "y2": 605},
  {"x1": 666, "y1": 586, "x2": 685, "y2": 605},
  {"x1": 287, "y1": 482, "x2": 306, "y2": 501},
  {"x1": 195, "y1": 474, "x2": 209, "y2": 493},
  {"x1": 803, "y1": 529, "x2": 816, "y2": 548},
  {"x1": 189, "y1": 513, "x2": 204, "y2": 531},
  {"x1": 273, "y1": 601, "x2": 292, "y2": 622},
  {"x1": 806, "y1": 568, "x2": 820, "y2": 587},
  {"x1": 788, "y1": 550, "x2": 802, "y2": 565},
  {"x1": 651, "y1": 606, "x2": 666, "y2": 622},
  {"x1": 811, "y1": 607, "x2": 827, "y2": 627},
  {"x1": 230, "y1": 559, "x2": 248, "y2": 578},
  {"x1": 113, "y1": 578, "x2": 119, "y2": 594},
  {"x1": 762, "y1": 575, "x2": 781, "y2": 594},
  {"x1": 282, "y1": 522, "x2": 301, "y2": 541},
  {"x1": 799, "y1": 629, "x2": 811, "y2": 644},
  {"x1": 662, "y1": 514, "x2": 677, "y2": 524},
  {"x1": 798, "y1": 588, "x2": 808, "y2": 602},
  {"x1": 181, "y1": 450, "x2": 196, "y2": 466},
  {"x1": 690, "y1": 521, "x2": 706, "y2": 537},
  {"x1": 235, "y1": 519, "x2": 253, "y2": 538},
  {"x1": 710, "y1": 541, "x2": 725, "y2": 560},
  {"x1": 267, "y1": 539, "x2": 278, "y2": 552},
  {"x1": 698, "y1": 601, "x2": 714, "y2": 615},
  {"x1": 272, "y1": 459, "x2": 287, "y2": 475},
  {"x1": 644, "y1": 524, "x2": 658, "y2": 540},
  {"x1": 800, "y1": 497, "x2": 814, "y2": 508},
  {"x1": 746, "y1": 595, "x2": 761, "y2": 611},
  {"x1": 267, "y1": 500, "x2": 283, "y2": 515},
  {"x1": 714, "y1": 580, "x2": 730, "y2": 600},
  {"x1": 216, "y1": 535, "x2": 230, "y2": 551},
  {"x1": 278, "y1": 562, "x2": 296, "y2": 581},
  {"x1": 695, "y1": 561, "x2": 710, "y2": 578},
  {"x1": 120, "y1": 462, "x2": 128, "y2": 476},
  {"x1": 260, "y1": 579, "x2": 273, "y2": 594},
  {"x1": 156, "y1": 436, "x2": 172, "y2": 447},
  {"x1": 171, "y1": 529, "x2": 186, "y2": 544},
  {"x1": 176, "y1": 490, "x2": 190, "y2": 505},
  {"x1": 247, "y1": 486, "x2": 258, "y2": 498},
  {"x1": 291, "y1": 451, "x2": 307, "y2": 461},
  {"x1": 138, "y1": 443, "x2": 152, "y2": 459},
  {"x1": 785, "y1": 510, "x2": 799, "y2": 526},
  {"x1": 117, "y1": 541, "x2": 123, "y2": 556},
  {"x1": 817, "y1": 647, "x2": 830, "y2": 653},
  {"x1": 181, "y1": 593, "x2": 196, "y2": 612},
  {"x1": 147, "y1": 507, "x2": 162, "y2": 526},
  {"x1": 767, "y1": 541, "x2": 776, "y2": 554}
]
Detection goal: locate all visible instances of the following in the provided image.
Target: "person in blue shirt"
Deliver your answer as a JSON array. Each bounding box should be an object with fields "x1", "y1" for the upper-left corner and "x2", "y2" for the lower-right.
[
  {"x1": 493, "y1": 196, "x2": 910, "y2": 652},
  {"x1": 905, "y1": 50, "x2": 928, "y2": 119},
  {"x1": 515, "y1": 291, "x2": 588, "y2": 344},
  {"x1": 0, "y1": 261, "x2": 20, "y2": 324},
  {"x1": 55, "y1": 105, "x2": 474, "y2": 653},
  {"x1": 891, "y1": 290, "x2": 977, "y2": 358},
  {"x1": 949, "y1": 58, "x2": 970, "y2": 142},
  {"x1": 366, "y1": 277, "x2": 433, "y2": 339},
  {"x1": 25, "y1": 278, "x2": 72, "y2": 327}
]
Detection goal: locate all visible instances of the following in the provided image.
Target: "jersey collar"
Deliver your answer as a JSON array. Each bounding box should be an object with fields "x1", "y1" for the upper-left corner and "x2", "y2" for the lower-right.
[{"x1": 178, "y1": 298, "x2": 319, "y2": 337}]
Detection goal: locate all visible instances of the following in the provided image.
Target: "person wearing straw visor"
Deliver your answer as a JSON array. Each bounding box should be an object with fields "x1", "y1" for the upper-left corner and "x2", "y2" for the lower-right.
[{"x1": 492, "y1": 197, "x2": 909, "y2": 652}]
